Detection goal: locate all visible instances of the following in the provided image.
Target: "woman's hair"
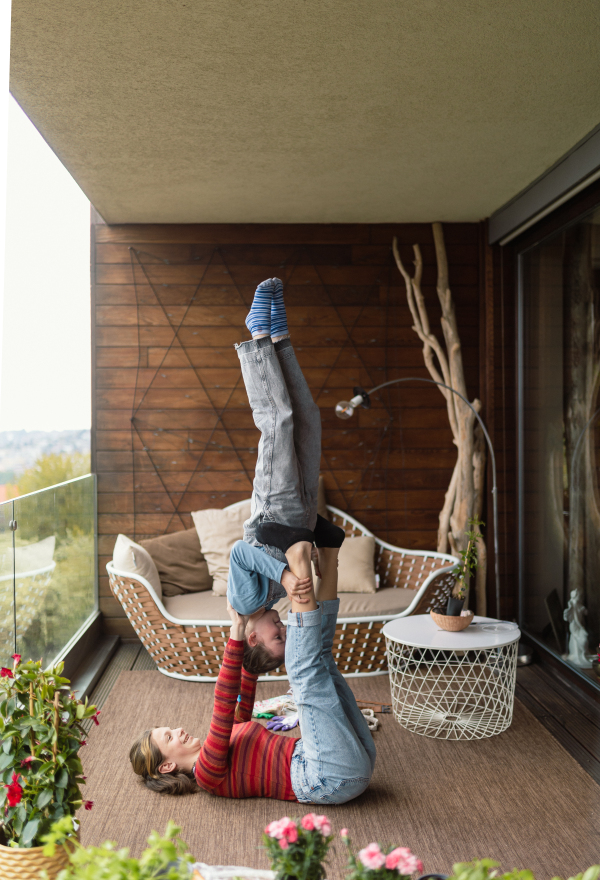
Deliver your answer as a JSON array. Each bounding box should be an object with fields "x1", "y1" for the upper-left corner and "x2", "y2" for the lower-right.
[
  {"x1": 129, "y1": 729, "x2": 199, "y2": 796},
  {"x1": 242, "y1": 640, "x2": 282, "y2": 675}
]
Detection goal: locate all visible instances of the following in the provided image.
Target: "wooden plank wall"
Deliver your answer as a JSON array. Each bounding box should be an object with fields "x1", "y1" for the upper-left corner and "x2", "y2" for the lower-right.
[{"x1": 91, "y1": 223, "x2": 484, "y2": 637}]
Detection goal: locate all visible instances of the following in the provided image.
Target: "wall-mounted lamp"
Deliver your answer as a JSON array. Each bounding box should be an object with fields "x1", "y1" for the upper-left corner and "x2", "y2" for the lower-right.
[{"x1": 335, "y1": 376, "x2": 501, "y2": 618}]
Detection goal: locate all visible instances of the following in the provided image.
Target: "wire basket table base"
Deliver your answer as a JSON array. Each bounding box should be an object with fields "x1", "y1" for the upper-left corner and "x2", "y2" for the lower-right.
[{"x1": 385, "y1": 639, "x2": 519, "y2": 740}]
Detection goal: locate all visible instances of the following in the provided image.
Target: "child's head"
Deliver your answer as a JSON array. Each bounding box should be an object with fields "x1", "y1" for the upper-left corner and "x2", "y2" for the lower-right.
[{"x1": 243, "y1": 608, "x2": 286, "y2": 674}]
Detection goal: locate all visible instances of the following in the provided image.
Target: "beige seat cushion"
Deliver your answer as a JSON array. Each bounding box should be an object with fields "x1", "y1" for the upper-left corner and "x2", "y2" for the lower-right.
[
  {"x1": 336, "y1": 536, "x2": 377, "y2": 593},
  {"x1": 113, "y1": 534, "x2": 162, "y2": 600},
  {"x1": 191, "y1": 500, "x2": 252, "y2": 596},
  {"x1": 163, "y1": 585, "x2": 417, "y2": 622},
  {"x1": 140, "y1": 528, "x2": 212, "y2": 597}
]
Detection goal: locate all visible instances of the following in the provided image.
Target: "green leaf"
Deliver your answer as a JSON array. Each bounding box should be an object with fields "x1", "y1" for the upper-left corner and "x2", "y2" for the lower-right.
[
  {"x1": 0, "y1": 752, "x2": 13, "y2": 770},
  {"x1": 3, "y1": 737, "x2": 12, "y2": 754},
  {"x1": 20, "y1": 817, "x2": 40, "y2": 846},
  {"x1": 55, "y1": 768, "x2": 69, "y2": 788},
  {"x1": 76, "y1": 703, "x2": 85, "y2": 720},
  {"x1": 36, "y1": 789, "x2": 53, "y2": 809}
]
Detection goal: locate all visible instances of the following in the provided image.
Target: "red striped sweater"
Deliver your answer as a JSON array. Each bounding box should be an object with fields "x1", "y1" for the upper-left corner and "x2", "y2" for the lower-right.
[{"x1": 193, "y1": 639, "x2": 297, "y2": 800}]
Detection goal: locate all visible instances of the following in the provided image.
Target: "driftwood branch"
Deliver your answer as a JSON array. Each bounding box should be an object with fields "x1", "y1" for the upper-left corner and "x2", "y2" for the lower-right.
[{"x1": 393, "y1": 224, "x2": 488, "y2": 613}]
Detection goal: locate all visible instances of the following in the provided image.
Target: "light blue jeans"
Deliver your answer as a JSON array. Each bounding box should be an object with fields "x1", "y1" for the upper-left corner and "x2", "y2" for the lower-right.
[
  {"x1": 288, "y1": 599, "x2": 376, "y2": 804},
  {"x1": 235, "y1": 335, "x2": 321, "y2": 564}
]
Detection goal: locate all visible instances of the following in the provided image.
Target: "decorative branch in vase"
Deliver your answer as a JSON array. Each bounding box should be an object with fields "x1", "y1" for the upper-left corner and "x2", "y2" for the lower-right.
[{"x1": 393, "y1": 224, "x2": 488, "y2": 615}]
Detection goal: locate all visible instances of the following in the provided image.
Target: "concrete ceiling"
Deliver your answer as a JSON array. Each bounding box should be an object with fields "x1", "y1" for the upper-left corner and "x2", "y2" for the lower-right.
[{"x1": 9, "y1": 1, "x2": 600, "y2": 224}]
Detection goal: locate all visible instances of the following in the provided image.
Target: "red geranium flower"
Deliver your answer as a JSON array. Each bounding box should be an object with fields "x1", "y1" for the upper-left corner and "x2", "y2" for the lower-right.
[
  {"x1": 6, "y1": 773, "x2": 23, "y2": 807},
  {"x1": 0, "y1": 667, "x2": 14, "y2": 678},
  {"x1": 84, "y1": 800, "x2": 94, "y2": 811}
]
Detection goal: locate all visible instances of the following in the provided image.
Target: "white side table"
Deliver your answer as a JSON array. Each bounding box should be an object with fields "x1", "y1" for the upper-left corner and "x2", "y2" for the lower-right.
[{"x1": 383, "y1": 615, "x2": 520, "y2": 740}]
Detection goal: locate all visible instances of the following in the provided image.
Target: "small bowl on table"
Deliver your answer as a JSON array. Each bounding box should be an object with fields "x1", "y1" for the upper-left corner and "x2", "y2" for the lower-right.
[{"x1": 430, "y1": 609, "x2": 474, "y2": 632}]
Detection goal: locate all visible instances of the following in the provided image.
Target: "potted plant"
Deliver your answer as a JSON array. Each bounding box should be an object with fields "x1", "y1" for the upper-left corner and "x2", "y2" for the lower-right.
[
  {"x1": 446, "y1": 518, "x2": 483, "y2": 616},
  {"x1": 0, "y1": 654, "x2": 98, "y2": 879},
  {"x1": 40, "y1": 817, "x2": 193, "y2": 879},
  {"x1": 340, "y1": 828, "x2": 423, "y2": 880},
  {"x1": 448, "y1": 858, "x2": 599, "y2": 880},
  {"x1": 263, "y1": 813, "x2": 334, "y2": 880}
]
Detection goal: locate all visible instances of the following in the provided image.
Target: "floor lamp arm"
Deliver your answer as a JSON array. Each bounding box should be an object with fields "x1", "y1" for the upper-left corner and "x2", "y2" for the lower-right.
[{"x1": 364, "y1": 376, "x2": 501, "y2": 618}]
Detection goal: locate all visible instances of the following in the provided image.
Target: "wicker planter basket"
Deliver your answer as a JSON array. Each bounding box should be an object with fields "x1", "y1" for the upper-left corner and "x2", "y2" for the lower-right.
[
  {"x1": 0, "y1": 840, "x2": 71, "y2": 879},
  {"x1": 430, "y1": 609, "x2": 474, "y2": 632}
]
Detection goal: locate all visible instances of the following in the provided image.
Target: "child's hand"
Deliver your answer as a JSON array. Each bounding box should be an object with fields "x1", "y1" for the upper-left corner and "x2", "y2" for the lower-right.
[
  {"x1": 281, "y1": 569, "x2": 313, "y2": 604},
  {"x1": 227, "y1": 599, "x2": 250, "y2": 641}
]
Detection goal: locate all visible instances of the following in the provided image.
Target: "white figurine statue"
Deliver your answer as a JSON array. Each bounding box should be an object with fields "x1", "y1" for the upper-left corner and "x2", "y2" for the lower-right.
[{"x1": 563, "y1": 589, "x2": 590, "y2": 667}]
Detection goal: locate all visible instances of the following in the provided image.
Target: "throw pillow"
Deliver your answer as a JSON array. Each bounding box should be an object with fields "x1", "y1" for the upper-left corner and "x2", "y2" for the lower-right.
[
  {"x1": 191, "y1": 500, "x2": 252, "y2": 596},
  {"x1": 140, "y1": 529, "x2": 212, "y2": 597},
  {"x1": 113, "y1": 534, "x2": 162, "y2": 600},
  {"x1": 336, "y1": 535, "x2": 377, "y2": 593}
]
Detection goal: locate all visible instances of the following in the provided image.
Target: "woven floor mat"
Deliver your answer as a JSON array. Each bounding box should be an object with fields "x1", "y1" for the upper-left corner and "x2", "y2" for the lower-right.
[{"x1": 78, "y1": 671, "x2": 600, "y2": 878}]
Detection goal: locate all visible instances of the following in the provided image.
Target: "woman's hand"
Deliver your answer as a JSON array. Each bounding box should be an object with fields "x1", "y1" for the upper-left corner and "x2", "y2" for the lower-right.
[
  {"x1": 227, "y1": 600, "x2": 250, "y2": 642},
  {"x1": 281, "y1": 568, "x2": 313, "y2": 604}
]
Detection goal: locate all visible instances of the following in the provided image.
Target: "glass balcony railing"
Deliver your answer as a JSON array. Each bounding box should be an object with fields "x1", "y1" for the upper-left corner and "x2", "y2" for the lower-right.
[{"x1": 0, "y1": 474, "x2": 97, "y2": 668}]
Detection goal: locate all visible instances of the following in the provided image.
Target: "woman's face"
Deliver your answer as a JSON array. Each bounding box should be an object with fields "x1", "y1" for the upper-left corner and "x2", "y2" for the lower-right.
[
  {"x1": 151, "y1": 726, "x2": 201, "y2": 774},
  {"x1": 247, "y1": 608, "x2": 286, "y2": 661}
]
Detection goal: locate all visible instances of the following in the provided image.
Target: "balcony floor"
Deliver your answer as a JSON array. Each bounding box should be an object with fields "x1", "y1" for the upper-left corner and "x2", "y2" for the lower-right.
[{"x1": 83, "y1": 642, "x2": 600, "y2": 780}]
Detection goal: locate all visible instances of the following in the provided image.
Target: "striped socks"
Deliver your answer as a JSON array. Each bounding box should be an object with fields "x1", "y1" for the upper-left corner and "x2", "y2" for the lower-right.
[
  {"x1": 270, "y1": 277, "x2": 289, "y2": 339},
  {"x1": 245, "y1": 279, "x2": 273, "y2": 337}
]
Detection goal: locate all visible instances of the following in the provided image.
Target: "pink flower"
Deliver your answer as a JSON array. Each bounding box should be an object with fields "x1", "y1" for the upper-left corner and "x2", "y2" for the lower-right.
[
  {"x1": 340, "y1": 828, "x2": 350, "y2": 839},
  {"x1": 91, "y1": 710, "x2": 101, "y2": 726},
  {"x1": 0, "y1": 667, "x2": 13, "y2": 678},
  {"x1": 386, "y1": 848, "x2": 423, "y2": 875},
  {"x1": 5, "y1": 773, "x2": 23, "y2": 807},
  {"x1": 20, "y1": 756, "x2": 35, "y2": 767},
  {"x1": 79, "y1": 740, "x2": 87, "y2": 748},
  {"x1": 84, "y1": 800, "x2": 94, "y2": 811},
  {"x1": 358, "y1": 843, "x2": 386, "y2": 870},
  {"x1": 301, "y1": 813, "x2": 315, "y2": 831},
  {"x1": 266, "y1": 817, "x2": 297, "y2": 842},
  {"x1": 279, "y1": 839, "x2": 289, "y2": 850},
  {"x1": 313, "y1": 815, "x2": 331, "y2": 836},
  {"x1": 11, "y1": 654, "x2": 21, "y2": 665}
]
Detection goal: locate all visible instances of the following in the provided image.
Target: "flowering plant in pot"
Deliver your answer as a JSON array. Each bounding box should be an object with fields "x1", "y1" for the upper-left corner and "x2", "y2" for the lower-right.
[
  {"x1": 263, "y1": 813, "x2": 333, "y2": 880},
  {"x1": 340, "y1": 828, "x2": 423, "y2": 880},
  {"x1": 0, "y1": 654, "x2": 97, "y2": 867}
]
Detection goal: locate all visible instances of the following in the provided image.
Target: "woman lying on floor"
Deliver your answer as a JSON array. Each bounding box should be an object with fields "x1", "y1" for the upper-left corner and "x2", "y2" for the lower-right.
[{"x1": 130, "y1": 278, "x2": 376, "y2": 804}]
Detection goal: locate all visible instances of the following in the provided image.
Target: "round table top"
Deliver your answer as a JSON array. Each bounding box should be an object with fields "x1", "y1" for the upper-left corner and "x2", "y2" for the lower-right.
[{"x1": 382, "y1": 614, "x2": 521, "y2": 650}]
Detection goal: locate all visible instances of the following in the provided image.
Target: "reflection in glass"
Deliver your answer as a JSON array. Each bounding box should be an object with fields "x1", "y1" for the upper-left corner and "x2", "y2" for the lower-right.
[
  {"x1": 0, "y1": 475, "x2": 96, "y2": 668},
  {"x1": 520, "y1": 207, "x2": 600, "y2": 686},
  {"x1": 0, "y1": 501, "x2": 15, "y2": 663}
]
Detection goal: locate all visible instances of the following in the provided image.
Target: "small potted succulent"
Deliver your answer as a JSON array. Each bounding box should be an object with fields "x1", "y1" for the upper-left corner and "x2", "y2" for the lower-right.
[
  {"x1": 0, "y1": 654, "x2": 98, "y2": 879},
  {"x1": 263, "y1": 813, "x2": 334, "y2": 880},
  {"x1": 340, "y1": 828, "x2": 423, "y2": 880}
]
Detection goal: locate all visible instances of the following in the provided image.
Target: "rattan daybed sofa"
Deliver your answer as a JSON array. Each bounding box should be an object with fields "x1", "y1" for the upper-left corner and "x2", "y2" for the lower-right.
[{"x1": 107, "y1": 501, "x2": 458, "y2": 681}]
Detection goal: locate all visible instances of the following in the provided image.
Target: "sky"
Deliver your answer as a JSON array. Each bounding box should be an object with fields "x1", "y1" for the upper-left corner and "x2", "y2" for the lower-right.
[{"x1": 0, "y1": 89, "x2": 91, "y2": 432}]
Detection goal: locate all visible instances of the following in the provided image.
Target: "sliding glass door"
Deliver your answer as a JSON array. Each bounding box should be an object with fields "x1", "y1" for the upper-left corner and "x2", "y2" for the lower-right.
[{"x1": 518, "y1": 205, "x2": 600, "y2": 687}]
